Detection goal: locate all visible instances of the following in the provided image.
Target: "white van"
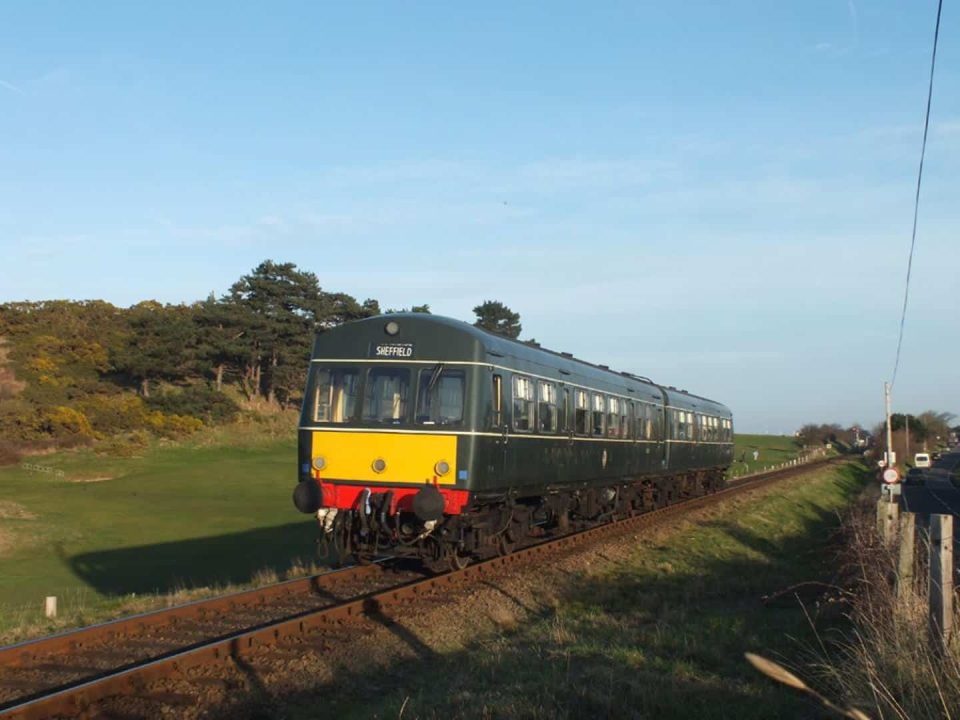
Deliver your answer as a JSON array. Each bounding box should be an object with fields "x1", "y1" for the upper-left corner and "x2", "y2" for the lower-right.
[{"x1": 914, "y1": 453, "x2": 932, "y2": 469}]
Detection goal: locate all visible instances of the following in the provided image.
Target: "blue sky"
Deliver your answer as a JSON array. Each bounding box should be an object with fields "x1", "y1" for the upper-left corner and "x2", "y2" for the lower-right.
[{"x1": 1, "y1": 1, "x2": 957, "y2": 433}]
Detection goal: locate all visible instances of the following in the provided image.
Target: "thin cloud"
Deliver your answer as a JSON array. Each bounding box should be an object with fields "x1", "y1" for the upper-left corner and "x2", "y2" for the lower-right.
[
  {"x1": 0, "y1": 78, "x2": 24, "y2": 94},
  {"x1": 847, "y1": 0, "x2": 860, "y2": 47}
]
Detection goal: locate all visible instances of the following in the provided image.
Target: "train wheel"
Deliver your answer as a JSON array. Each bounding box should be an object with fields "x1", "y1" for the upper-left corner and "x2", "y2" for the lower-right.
[{"x1": 497, "y1": 532, "x2": 515, "y2": 556}]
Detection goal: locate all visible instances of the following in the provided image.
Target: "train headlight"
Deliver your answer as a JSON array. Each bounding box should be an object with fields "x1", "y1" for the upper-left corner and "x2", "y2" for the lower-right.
[
  {"x1": 312, "y1": 456, "x2": 326, "y2": 471},
  {"x1": 372, "y1": 458, "x2": 387, "y2": 473},
  {"x1": 434, "y1": 460, "x2": 450, "y2": 476},
  {"x1": 384, "y1": 320, "x2": 400, "y2": 336}
]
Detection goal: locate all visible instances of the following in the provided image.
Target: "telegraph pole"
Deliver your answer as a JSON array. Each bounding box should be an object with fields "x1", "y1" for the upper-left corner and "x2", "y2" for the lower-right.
[{"x1": 885, "y1": 381, "x2": 894, "y2": 467}]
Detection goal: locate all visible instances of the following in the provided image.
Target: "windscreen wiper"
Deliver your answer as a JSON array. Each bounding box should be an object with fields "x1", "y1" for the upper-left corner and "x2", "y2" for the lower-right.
[{"x1": 426, "y1": 363, "x2": 445, "y2": 394}]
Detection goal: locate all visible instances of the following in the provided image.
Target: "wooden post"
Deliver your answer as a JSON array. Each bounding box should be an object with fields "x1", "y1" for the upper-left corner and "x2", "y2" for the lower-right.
[
  {"x1": 876, "y1": 497, "x2": 900, "y2": 544},
  {"x1": 897, "y1": 512, "x2": 918, "y2": 604},
  {"x1": 928, "y1": 514, "x2": 954, "y2": 651},
  {"x1": 44, "y1": 596, "x2": 57, "y2": 619}
]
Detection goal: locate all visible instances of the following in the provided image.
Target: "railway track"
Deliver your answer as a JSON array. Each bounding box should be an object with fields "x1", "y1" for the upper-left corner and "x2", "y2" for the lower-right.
[{"x1": 0, "y1": 457, "x2": 842, "y2": 720}]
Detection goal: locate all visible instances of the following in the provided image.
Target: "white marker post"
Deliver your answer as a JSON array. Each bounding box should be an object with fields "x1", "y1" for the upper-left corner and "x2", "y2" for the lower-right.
[{"x1": 44, "y1": 596, "x2": 57, "y2": 619}]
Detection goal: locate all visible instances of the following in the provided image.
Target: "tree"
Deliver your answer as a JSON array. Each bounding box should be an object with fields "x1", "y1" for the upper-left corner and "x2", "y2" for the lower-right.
[
  {"x1": 226, "y1": 261, "x2": 324, "y2": 404},
  {"x1": 111, "y1": 302, "x2": 198, "y2": 397},
  {"x1": 473, "y1": 300, "x2": 521, "y2": 338},
  {"x1": 225, "y1": 260, "x2": 378, "y2": 406},
  {"x1": 193, "y1": 297, "x2": 256, "y2": 392},
  {"x1": 385, "y1": 304, "x2": 431, "y2": 314}
]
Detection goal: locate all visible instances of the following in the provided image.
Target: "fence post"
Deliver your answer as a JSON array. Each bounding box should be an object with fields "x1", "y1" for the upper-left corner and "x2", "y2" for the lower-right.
[
  {"x1": 897, "y1": 512, "x2": 917, "y2": 604},
  {"x1": 876, "y1": 496, "x2": 900, "y2": 544},
  {"x1": 929, "y1": 513, "x2": 954, "y2": 652}
]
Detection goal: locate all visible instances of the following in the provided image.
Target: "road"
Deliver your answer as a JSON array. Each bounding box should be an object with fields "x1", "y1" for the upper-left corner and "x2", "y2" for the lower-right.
[{"x1": 900, "y1": 451, "x2": 960, "y2": 516}]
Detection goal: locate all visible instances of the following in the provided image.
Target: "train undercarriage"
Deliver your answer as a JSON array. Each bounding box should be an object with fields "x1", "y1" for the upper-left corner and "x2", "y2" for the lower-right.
[{"x1": 315, "y1": 469, "x2": 726, "y2": 571}]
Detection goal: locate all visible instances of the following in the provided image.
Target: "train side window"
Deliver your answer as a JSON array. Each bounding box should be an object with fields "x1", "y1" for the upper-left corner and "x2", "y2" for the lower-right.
[
  {"x1": 606, "y1": 396, "x2": 620, "y2": 437},
  {"x1": 591, "y1": 393, "x2": 605, "y2": 436},
  {"x1": 492, "y1": 374, "x2": 502, "y2": 427},
  {"x1": 538, "y1": 381, "x2": 558, "y2": 433},
  {"x1": 641, "y1": 403, "x2": 651, "y2": 440},
  {"x1": 627, "y1": 402, "x2": 635, "y2": 440},
  {"x1": 676, "y1": 411, "x2": 686, "y2": 440},
  {"x1": 561, "y1": 388, "x2": 570, "y2": 432},
  {"x1": 512, "y1": 375, "x2": 536, "y2": 432},
  {"x1": 574, "y1": 389, "x2": 589, "y2": 435}
]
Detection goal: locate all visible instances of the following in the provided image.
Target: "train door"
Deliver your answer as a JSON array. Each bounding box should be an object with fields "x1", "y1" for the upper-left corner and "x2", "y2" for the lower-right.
[
  {"x1": 559, "y1": 386, "x2": 574, "y2": 483},
  {"x1": 658, "y1": 404, "x2": 669, "y2": 470},
  {"x1": 492, "y1": 373, "x2": 507, "y2": 484}
]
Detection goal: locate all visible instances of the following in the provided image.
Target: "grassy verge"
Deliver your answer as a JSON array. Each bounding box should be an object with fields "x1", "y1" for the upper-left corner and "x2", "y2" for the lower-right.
[
  {"x1": 809, "y1": 485, "x2": 960, "y2": 718},
  {"x1": 730, "y1": 433, "x2": 826, "y2": 478},
  {"x1": 0, "y1": 423, "x2": 319, "y2": 642},
  {"x1": 0, "y1": 431, "x2": 826, "y2": 648},
  {"x1": 266, "y1": 463, "x2": 867, "y2": 720}
]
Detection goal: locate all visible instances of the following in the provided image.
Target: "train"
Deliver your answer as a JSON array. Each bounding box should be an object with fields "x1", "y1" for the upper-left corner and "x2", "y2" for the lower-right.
[{"x1": 292, "y1": 314, "x2": 734, "y2": 569}]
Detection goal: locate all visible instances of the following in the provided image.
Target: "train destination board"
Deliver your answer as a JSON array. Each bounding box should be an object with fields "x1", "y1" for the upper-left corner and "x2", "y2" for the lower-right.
[{"x1": 371, "y1": 342, "x2": 415, "y2": 358}]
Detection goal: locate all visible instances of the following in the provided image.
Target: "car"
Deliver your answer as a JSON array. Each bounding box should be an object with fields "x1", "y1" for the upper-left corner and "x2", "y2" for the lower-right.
[
  {"x1": 915, "y1": 453, "x2": 932, "y2": 469},
  {"x1": 904, "y1": 467, "x2": 926, "y2": 485}
]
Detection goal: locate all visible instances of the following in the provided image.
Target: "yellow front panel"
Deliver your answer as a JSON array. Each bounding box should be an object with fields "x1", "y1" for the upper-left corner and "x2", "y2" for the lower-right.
[{"x1": 312, "y1": 431, "x2": 458, "y2": 485}]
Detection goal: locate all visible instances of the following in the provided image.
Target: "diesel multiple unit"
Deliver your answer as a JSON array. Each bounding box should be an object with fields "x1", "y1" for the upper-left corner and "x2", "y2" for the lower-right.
[{"x1": 293, "y1": 314, "x2": 734, "y2": 568}]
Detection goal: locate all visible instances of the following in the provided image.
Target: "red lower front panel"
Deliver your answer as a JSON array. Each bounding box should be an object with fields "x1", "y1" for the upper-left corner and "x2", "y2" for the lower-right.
[{"x1": 312, "y1": 479, "x2": 471, "y2": 516}]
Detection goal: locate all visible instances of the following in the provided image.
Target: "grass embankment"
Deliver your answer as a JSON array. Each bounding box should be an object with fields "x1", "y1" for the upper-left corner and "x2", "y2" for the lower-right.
[
  {"x1": 270, "y1": 463, "x2": 866, "y2": 720},
  {"x1": 0, "y1": 423, "x2": 314, "y2": 642},
  {"x1": 0, "y1": 431, "x2": 824, "y2": 648},
  {"x1": 730, "y1": 433, "x2": 824, "y2": 478}
]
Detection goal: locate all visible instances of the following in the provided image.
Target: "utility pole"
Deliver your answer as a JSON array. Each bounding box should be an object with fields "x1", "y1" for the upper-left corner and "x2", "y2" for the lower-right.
[
  {"x1": 885, "y1": 381, "x2": 894, "y2": 467},
  {"x1": 906, "y1": 413, "x2": 911, "y2": 463}
]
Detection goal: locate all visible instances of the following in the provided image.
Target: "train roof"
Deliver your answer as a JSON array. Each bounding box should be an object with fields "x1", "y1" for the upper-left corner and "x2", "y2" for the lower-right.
[{"x1": 312, "y1": 313, "x2": 731, "y2": 416}]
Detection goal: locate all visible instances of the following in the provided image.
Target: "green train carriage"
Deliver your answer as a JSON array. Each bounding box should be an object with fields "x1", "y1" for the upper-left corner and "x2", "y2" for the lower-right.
[{"x1": 293, "y1": 314, "x2": 733, "y2": 567}]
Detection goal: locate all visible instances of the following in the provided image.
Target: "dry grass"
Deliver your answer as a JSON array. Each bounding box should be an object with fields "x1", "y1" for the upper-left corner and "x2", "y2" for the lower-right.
[
  {"x1": 823, "y1": 499, "x2": 960, "y2": 719},
  {"x1": 762, "y1": 487, "x2": 960, "y2": 719},
  {"x1": 0, "y1": 500, "x2": 37, "y2": 520}
]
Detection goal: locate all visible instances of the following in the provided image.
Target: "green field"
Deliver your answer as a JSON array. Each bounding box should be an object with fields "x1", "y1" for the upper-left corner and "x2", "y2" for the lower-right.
[
  {"x1": 730, "y1": 433, "x2": 814, "y2": 478},
  {"x1": 0, "y1": 432, "x2": 811, "y2": 642},
  {"x1": 0, "y1": 435, "x2": 317, "y2": 640}
]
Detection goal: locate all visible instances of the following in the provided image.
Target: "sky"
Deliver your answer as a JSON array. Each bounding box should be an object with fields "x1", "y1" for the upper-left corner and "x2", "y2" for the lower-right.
[{"x1": 0, "y1": 1, "x2": 957, "y2": 434}]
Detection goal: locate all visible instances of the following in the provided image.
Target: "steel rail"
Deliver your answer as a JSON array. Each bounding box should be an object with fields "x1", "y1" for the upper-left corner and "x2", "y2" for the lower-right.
[
  {"x1": 0, "y1": 456, "x2": 842, "y2": 720},
  {"x1": 0, "y1": 563, "x2": 386, "y2": 669}
]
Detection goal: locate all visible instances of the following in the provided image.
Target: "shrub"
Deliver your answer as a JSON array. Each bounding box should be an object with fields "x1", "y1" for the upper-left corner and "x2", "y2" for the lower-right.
[
  {"x1": 42, "y1": 406, "x2": 95, "y2": 439},
  {"x1": 95, "y1": 429, "x2": 151, "y2": 457},
  {"x1": 78, "y1": 393, "x2": 149, "y2": 435},
  {"x1": 145, "y1": 385, "x2": 240, "y2": 425},
  {"x1": 0, "y1": 439, "x2": 22, "y2": 466},
  {"x1": 144, "y1": 411, "x2": 203, "y2": 438}
]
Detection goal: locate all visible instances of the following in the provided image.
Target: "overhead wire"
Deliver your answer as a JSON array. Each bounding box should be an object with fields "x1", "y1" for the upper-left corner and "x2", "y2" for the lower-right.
[{"x1": 890, "y1": 0, "x2": 944, "y2": 389}]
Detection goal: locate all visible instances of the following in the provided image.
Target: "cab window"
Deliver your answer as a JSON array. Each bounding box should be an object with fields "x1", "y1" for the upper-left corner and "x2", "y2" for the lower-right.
[
  {"x1": 416, "y1": 367, "x2": 465, "y2": 426},
  {"x1": 312, "y1": 367, "x2": 361, "y2": 423},
  {"x1": 362, "y1": 367, "x2": 410, "y2": 423}
]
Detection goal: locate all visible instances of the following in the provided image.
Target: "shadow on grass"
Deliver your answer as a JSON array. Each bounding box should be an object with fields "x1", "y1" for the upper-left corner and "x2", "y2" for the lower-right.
[
  {"x1": 66, "y1": 521, "x2": 322, "y2": 595},
  {"x1": 204, "y1": 464, "x2": 872, "y2": 719}
]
